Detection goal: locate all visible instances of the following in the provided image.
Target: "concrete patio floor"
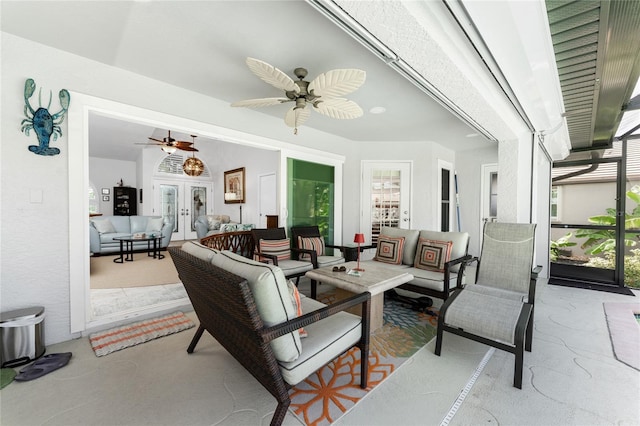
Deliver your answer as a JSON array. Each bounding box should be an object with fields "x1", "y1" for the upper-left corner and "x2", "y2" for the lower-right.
[{"x1": 1, "y1": 279, "x2": 639, "y2": 425}]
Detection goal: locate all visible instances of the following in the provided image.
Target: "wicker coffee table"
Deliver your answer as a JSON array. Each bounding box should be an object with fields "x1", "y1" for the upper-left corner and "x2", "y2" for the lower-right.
[{"x1": 306, "y1": 261, "x2": 414, "y2": 330}]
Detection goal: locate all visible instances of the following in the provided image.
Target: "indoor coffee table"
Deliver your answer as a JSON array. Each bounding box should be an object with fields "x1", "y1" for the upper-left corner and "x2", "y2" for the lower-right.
[
  {"x1": 113, "y1": 235, "x2": 164, "y2": 263},
  {"x1": 306, "y1": 261, "x2": 414, "y2": 330}
]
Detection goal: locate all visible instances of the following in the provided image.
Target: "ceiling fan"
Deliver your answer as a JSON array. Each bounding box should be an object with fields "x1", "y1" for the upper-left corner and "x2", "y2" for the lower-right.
[
  {"x1": 137, "y1": 130, "x2": 199, "y2": 153},
  {"x1": 231, "y1": 57, "x2": 366, "y2": 134}
]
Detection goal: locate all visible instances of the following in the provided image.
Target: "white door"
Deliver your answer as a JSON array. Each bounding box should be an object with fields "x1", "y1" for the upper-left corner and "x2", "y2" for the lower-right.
[
  {"x1": 480, "y1": 163, "x2": 498, "y2": 239},
  {"x1": 154, "y1": 180, "x2": 213, "y2": 241},
  {"x1": 258, "y1": 173, "x2": 277, "y2": 228},
  {"x1": 361, "y1": 161, "x2": 412, "y2": 244}
]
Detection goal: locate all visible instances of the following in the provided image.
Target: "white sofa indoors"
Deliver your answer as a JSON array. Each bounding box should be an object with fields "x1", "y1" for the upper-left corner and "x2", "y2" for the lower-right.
[
  {"x1": 90, "y1": 215, "x2": 173, "y2": 255},
  {"x1": 361, "y1": 226, "x2": 471, "y2": 301},
  {"x1": 195, "y1": 214, "x2": 236, "y2": 239}
]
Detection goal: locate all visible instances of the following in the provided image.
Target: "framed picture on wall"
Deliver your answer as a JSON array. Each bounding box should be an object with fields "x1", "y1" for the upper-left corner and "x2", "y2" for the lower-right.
[
  {"x1": 102, "y1": 195, "x2": 110, "y2": 202},
  {"x1": 224, "y1": 167, "x2": 245, "y2": 204}
]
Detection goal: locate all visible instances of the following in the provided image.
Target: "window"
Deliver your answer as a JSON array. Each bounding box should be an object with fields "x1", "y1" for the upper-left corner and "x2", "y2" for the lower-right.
[
  {"x1": 88, "y1": 183, "x2": 99, "y2": 214},
  {"x1": 550, "y1": 186, "x2": 561, "y2": 221}
]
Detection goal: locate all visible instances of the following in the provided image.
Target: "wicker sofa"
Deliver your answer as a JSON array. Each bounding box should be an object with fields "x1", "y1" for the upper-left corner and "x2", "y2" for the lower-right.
[{"x1": 169, "y1": 242, "x2": 371, "y2": 425}]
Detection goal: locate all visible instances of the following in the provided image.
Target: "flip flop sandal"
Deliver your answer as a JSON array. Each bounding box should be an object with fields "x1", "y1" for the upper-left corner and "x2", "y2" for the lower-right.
[{"x1": 14, "y1": 352, "x2": 72, "y2": 382}]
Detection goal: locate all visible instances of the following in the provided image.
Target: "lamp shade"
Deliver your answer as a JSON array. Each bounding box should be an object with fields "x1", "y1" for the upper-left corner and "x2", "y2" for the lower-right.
[{"x1": 353, "y1": 233, "x2": 365, "y2": 243}]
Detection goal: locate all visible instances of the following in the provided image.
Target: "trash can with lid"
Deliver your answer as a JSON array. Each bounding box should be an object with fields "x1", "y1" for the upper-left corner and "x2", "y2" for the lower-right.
[{"x1": 1, "y1": 306, "x2": 46, "y2": 368}]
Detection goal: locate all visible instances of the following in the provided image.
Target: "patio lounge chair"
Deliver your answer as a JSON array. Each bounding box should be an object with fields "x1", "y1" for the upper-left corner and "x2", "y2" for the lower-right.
[{"x1": 435, "y1": 222, "x2": 541, "y2": 388}]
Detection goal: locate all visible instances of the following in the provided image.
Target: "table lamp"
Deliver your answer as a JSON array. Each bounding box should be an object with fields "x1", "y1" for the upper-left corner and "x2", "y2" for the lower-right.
[{"x1": 353, "y1": 233, "x2": 365, "y2": 271}]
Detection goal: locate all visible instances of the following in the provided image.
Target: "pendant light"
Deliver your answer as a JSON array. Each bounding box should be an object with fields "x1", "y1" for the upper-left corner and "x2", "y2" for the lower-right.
[{"x1": 183, "y1": 135, "x2": 204, "y2": 176}]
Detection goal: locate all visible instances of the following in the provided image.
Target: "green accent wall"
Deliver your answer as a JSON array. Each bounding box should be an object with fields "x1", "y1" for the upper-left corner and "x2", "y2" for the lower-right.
[{"x1": 287, "y1": 158, "x2": 335, "y2": 244}]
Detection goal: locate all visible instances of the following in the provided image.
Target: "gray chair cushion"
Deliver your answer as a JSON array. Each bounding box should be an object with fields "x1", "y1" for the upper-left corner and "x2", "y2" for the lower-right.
[
  {"x1": 444, "y1": 289, "x2": 523, "y2": 346},
  {"x1": 211, "y1": 251, "x2": 302, "y2": 362},
  {"x1": 278, "y1": 296, "x2": 362, "y2": 385}
]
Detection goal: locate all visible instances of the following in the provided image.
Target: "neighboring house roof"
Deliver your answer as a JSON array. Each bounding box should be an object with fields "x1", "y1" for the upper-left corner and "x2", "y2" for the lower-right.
[{"x1": 552, "y1": 140, "x2": 640, "y2": 185}]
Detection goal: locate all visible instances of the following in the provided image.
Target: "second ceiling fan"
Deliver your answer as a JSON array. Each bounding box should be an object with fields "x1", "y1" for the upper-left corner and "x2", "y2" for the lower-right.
[
  {"x1": 231, "y1": 57, "x2": 366, "y2": 134},
  {"x1": 138, "y1": 130, "x2": 199, "y2": 153}
]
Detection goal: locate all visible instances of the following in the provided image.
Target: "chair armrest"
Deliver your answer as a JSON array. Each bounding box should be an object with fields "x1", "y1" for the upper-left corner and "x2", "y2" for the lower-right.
[
  {"x1": 291, "y1": 247, "x2": 317, "y2": 266},
  {"x1": 444, "y1": 254, "x2": 472, "y2": 269},
  {"x1": 254, "y1": 251, "x2": 279, "y2": 266},
  {"x1": 260, "y1": 291, "x2": 371, "y2": 343},
  {"x1": 528, "y1": 265, "x2": 543, "y2": 305},
  {"x1": 531, "y1": 265, "x2": 543, "y2": 278}
]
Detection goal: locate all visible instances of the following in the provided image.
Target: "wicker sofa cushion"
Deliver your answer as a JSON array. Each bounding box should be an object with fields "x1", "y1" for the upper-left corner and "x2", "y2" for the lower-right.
[
  {"x1": 181, "y1": 241, "x2": 219, "y2": 262},
  {"x1": 211, "y1": 250, "x2": 302, "y2": 362},
  {"x1": 278, "y1": 295, "x2": 363, "y2": 385}
]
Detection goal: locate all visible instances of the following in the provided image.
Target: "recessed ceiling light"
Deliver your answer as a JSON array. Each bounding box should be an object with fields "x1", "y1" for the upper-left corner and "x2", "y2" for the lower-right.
[
  {"x1": 466, "y1": 133, "x2": 479, "y2": 138},
  {"x1": 369, "y1": 106, "x2": 386, "y2": 114}
]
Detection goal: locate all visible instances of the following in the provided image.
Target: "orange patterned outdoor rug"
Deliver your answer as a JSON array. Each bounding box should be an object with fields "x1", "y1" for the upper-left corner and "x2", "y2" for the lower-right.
[
  {"x1": 89, "y1": 311, "x2": 195, "y2": 357},
  {"x1": 289, "y1": 297, "x2": 438, "y2": 425}
]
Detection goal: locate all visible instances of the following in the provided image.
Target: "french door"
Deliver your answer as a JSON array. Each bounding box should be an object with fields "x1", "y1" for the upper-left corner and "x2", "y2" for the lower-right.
[
  {"x1": 361, "y1": 161, "x2": 411, "y2": 244},
  {"x1": 154, "y1": 180, "x2": 213, "y2": 241}
]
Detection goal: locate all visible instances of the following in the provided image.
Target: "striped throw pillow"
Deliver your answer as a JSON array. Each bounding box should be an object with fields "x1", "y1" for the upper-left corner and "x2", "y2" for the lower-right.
[
  {"x1": 374, "y1": 235, "x2": 405, "y2": 265},
  {"x1": 287, "y1": 280, "x2": 307, "y2": 338},
  {"x1": 298, "y1": 236, "x2": 325, "y2": 260},
  {"x1": 414, "y1": 238, "x2": 453, "y2": 272},
  {"x1": 259, "y1": 238, "x2": 291, "y2": 262}
]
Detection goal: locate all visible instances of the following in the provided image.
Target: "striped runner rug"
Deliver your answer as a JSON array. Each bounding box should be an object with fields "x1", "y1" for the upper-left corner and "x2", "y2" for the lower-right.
[{"x1": 89, "y1": 311, "x2": 195, "y2": 357}]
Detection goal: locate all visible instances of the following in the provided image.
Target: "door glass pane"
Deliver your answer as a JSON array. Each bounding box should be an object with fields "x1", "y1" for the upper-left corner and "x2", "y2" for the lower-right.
[
  {"x1": 287, "y1": 159, "x2": 335, "y2": 244},
  {"x1": 160, "y1": 184, "x2": 179, "y2": 233},
  {"x1": 489, "y1": 172, "x2": 498, "y2": 218},
  {"x1": 441, "y1": 168, "x2": 450, "y2": 231},
  {"x1": 190, "y1": 186, "x2": 207, "y2": 232},
  {"x1": 371, "y1": 169, "x2": 400, "y2": 244}
]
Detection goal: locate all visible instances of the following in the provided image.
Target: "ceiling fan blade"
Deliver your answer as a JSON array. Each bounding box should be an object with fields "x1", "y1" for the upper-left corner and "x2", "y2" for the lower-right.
[
  {"x1": 314, "y1": 98, "x2": 363, "y2": 119},
  {"x1": 284, "y1": 106, "x2": 310, "y2": 128},
  {"x1": 174, "y1": 142, "x2": 198, "y2": 152},
  {"x1": 148, "y1": 137, "x2": 168, "y2": 143},
  {"x1": 246, "y1": 57, "x2": 299, "y2": 93},
  {"x1": 231, "y1": 97, "x2": 290, "y2": 108},
  {"x1": 308, "y1": 69, "x2": 366, "y2": 98}
]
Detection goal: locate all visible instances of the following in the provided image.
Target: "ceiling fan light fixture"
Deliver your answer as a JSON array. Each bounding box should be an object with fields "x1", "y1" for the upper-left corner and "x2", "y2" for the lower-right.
[{"x1": 161, "y1": 145, "x2": 177, "y2": 154}]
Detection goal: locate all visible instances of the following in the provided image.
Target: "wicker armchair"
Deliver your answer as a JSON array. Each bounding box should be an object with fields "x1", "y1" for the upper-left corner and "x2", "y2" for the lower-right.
[{"x1": 169, "y1": 247, "x2": 371, "y2": 426}]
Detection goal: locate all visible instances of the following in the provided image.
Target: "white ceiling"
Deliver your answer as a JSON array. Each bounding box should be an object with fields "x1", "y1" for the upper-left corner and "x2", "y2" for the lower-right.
[{"x1": 1, "y1": 0, "x2": 493, "y2": 161}]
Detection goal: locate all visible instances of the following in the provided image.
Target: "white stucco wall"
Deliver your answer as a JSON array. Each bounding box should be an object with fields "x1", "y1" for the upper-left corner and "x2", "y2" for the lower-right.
[{"x1": 2, "y1": 33, "x2": 476, "y2": 344}]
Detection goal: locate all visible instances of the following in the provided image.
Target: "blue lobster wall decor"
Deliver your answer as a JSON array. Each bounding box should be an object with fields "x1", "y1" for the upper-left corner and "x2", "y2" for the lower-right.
[{"x1": 21, "y1": 78, "x2": 71, "y2": 156}]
